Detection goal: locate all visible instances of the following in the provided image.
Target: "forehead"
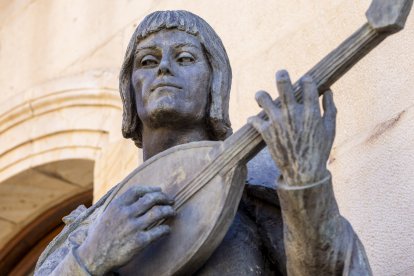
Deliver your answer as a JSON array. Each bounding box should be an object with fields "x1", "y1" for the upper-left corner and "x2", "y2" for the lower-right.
[{"x1": 136, "y1": 29, "x2": 203, "y2": 51}]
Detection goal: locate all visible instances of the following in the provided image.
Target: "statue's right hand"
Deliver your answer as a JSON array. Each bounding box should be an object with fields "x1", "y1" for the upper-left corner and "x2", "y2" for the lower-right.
[{"x1": 77, "y1": 186, "x2": 175, "y2": 275}]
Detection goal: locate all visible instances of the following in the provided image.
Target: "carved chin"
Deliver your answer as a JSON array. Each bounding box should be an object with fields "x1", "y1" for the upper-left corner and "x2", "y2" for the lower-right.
[{"x1": 143, "y1": 102, "x2": 205, "y2": 129}]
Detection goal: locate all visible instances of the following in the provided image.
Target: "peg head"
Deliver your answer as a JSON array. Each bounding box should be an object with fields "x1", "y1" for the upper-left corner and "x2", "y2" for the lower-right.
[{"x1": 366, "y1": 0, "x2": 413, "y2": 33}]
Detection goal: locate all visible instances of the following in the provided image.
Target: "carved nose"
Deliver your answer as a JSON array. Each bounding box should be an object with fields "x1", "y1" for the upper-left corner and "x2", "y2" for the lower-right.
[{"x1": 158, "y1": 59, "x2": 173, "y2": 76}]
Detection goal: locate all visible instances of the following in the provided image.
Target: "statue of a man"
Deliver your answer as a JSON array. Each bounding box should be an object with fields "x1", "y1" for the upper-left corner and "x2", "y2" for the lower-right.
[{"x1": 35, "y1": 10, "x2": 372, "y2": 275}]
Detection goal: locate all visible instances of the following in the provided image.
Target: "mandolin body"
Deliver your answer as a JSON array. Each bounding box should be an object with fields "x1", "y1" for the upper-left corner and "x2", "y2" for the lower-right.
[{"x1": 108, "y1": 141, "x2": 247, "y2": 275}]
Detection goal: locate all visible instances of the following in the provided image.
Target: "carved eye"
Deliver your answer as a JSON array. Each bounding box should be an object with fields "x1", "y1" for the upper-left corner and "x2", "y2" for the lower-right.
[
  {"x1": 177, "y1": 52, "x2": 195, "y2": 64},
  {"x1": 140, "y1": 55, "x2": 158, "y2": 67}
]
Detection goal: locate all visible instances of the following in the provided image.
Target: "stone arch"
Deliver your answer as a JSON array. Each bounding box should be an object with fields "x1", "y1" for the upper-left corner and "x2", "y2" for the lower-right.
[
  {"x1": 0, "y1": 72, "x2": 123, "y2": 183},
  {"x1": 0, "y1": 159, "x2": 94, "y2": 275},
  {"x1": 0, "y1": 72, "x2": 125, "y2": 274}
]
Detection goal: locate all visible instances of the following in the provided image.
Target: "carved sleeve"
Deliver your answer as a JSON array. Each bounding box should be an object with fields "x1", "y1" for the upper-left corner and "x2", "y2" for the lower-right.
[
  {"x1": 46, "y1": 247, "x2": 92, "y2": 276},
  {"x1": 34, "y1": 206, "x2": 92, "y2": 276},
  {"x1": 276, "y1": 173, "x2": 372, "y2": 275}
]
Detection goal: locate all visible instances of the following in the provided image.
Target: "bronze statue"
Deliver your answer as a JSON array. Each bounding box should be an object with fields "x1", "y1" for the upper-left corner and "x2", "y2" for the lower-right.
[{"x1": 35, "y1": 2, "x2": 413, "y2": 274}]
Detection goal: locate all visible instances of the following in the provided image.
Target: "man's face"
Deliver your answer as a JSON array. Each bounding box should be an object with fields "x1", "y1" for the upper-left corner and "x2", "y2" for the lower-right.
[{"x1": 132, "y1": 29, "x2": 211, "y2": 128}]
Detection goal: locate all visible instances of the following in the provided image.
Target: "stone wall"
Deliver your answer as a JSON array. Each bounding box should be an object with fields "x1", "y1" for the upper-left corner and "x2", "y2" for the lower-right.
[{"x1": 1, "y1": 0, "x2": 413, "y2": 274}]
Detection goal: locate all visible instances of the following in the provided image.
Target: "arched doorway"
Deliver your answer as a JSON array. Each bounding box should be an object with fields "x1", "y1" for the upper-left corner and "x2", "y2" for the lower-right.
[{"x1": 0, "y1": 159, "x2": 94, "y2": 275}]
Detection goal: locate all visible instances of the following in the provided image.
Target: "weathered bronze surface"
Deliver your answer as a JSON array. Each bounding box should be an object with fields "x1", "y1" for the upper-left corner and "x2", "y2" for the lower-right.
[{"x1": 35, "y1": 2, "x2": 413, "y2": 275}]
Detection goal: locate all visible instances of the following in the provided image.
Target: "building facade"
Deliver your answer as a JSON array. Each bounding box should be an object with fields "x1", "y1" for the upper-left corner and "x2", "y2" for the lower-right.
[{"x1": 0, "y1": 1, "x2": 413, "y2": 275}]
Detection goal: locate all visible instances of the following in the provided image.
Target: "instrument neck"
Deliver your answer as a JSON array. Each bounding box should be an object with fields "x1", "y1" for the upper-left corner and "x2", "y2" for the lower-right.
[
  {"x1": 173, "y1": 22, "x2": 396, "y2": 209},
  {"x1": 215, "y1": 23, "x2": 385, "y2": 172}
]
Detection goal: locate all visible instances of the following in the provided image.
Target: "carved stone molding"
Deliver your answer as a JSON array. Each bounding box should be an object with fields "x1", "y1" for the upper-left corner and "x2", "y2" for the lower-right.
[{"x1": 0, "y1": 73, "x2": 122, "y2": 183}]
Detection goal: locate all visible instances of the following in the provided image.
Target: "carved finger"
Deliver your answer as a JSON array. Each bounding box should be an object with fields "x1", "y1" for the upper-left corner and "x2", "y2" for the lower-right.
[
  {"x1": 275, "y1": 70, "x2": 299, "y2": 134},
  {"x1": 322, "y1": 90, "x2": 337, "y2": 144},
  {"x1": 250, "y1": 114, "x2": 284, "y2": 151},
  {"x1": 302, "y1": 75, "x2": 321, "y2": 118},
  {"x1": 140, "y1": 225, "x2": 170, "y2": 246},
  {"x1": 118, "y1": 186, "x2": 162, "y2": 206},
  {"x1": 137, "y1": 205, "x2": 175, "y2": 230},
  {"x1": 130, "y1": 192, "x2": 174, "y2": 217},
  {"x1": 248, "y1": 116, "x2": 269, "y2": 133},
  {"x1": 276, "y1": 70, "x2": 297, "y2": 110},
  {"x1": 255, "y1": 91, "x2": 279, "y2": 122}
]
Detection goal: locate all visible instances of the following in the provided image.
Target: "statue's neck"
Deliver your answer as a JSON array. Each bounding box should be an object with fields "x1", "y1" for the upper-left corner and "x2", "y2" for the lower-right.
[{"x1": 141, "y1": 125, "x2": 210, "y2": 161}]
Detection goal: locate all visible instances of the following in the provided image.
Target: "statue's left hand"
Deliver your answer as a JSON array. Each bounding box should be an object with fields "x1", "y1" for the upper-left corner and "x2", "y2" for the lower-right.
[{"x1": 248, "y1": 70, "x2": 337, "y2": 186}]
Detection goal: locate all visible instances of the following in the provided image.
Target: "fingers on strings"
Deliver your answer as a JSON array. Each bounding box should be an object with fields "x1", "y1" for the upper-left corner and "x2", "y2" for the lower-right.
[
  {"x1": 301, "y1": 75, "x2": 320, "y2": 118},
  {"x1": 276, "y1": 70, "x2": 297, "y2": 114},
  {"x1": 249, "y1": 90, "x2": 280, "y2": 135},
  {"x1": 255, "y1": 90, "x2": 280, "y2": 121},
  {"x1": 130, "y1": 191, "x2": 174, "y2": 217},
  {"x1": 140, "y1": 224, "x2": 171, "y2": 245},
  {"x1": 120, "y1": 186, "x2": 162, "y2": 205},
  {"x1": 248, "y1": 115, "x2": 270, "y2": 134},
  {"x1": 277, "y1": 71, "x2": 334, "y2": 124},
  {"x1": 120, "y1": 187, "x2": 175, "y2": 231},
  {"x1": 136, "y1": 205, "x2": 175, "y2": 230},
  {"x1": 253, "y1": 70, "x2": 335, "y2": 131}
]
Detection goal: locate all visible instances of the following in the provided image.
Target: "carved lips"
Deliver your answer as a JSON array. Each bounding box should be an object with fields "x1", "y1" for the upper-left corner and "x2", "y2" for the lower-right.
[{"x1": 151, "y1": 82, "x2": 183, "y2": 92}]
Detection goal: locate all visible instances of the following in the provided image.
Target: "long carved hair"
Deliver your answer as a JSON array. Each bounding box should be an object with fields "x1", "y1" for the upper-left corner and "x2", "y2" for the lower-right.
[{"x1": 119, "y1": 10, "x2": 233, "y2": 148}]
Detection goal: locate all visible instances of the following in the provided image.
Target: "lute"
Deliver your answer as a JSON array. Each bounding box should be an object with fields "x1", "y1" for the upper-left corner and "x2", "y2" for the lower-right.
[{"x1": 103, "y1": 1, "x2": 413, "y2": 275}]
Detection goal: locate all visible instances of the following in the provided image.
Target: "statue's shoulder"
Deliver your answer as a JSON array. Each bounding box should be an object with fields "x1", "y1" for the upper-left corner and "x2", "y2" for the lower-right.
[{"x1": 245, "y1": 146, "x2": 281, "y2": 207}]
